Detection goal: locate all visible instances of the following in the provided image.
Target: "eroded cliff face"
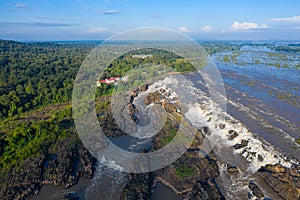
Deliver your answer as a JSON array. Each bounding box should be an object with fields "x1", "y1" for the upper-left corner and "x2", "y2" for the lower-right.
[{"x1": 0, "y1": 140, "x2": 96, "y2": 200}]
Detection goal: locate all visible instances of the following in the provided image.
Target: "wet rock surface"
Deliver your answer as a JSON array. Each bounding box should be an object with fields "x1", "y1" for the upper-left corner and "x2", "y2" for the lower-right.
[
  {"x1": 227, "y1": 130, "x2": 238, "y2": 140},
  {"x1": 233, "y1": 139, "x2": 248, "y2": 149},
  {"x1": 248, "y1": 181, "x2": 264, "y2": 198},
  {"x1": 121, "y1": 173, "x2": 154, "y2": 200},
  {"x1": 226, "y1": 164, "x2": 239, "y2": 173},
  {"x1": 258, "y1": 164, "x2": 300, "y2": 200},
  {"x1": 118, "y1": 85, "x2": 224, "y2": 200},
  {"x1": 187, "y1": 179, "x2": 224, "y2": 200}
]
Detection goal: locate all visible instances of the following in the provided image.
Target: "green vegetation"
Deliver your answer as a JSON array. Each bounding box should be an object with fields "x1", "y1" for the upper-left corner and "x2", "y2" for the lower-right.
[
  {"x1": 0, "y1": 40, "x2": 95, "y2": 119},
  {"x1": 0, "y1": 105, "x2": 74, "y2": 169},
  {"x1": 174, "y1": 163, "x2": 196, "y2": 179},
  {"x1": 273, "y1": 91, "x2": 299, "y2": 106},
  {"x1": 158, "y1": 129, "x2": 177, "y2": 147},
  {"x1": 101, "y1": 48, "x2": 198, "y2": 79},
  {"x1": 272, "y1": 45, "x2": 300, "y2": 53},
  {"x1": 223, "y1": 55, "x2": 230, "y2": 62},
  {"x1": 296, "y1": 138, "x2": 300, "y2": 145}
]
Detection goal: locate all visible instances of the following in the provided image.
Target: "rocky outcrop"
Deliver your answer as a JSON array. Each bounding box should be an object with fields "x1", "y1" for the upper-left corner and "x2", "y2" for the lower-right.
[
  {"x1": 123, "y1": 86, "x2": 224, "y2": 199},
  {"x1": 154, "y1": 151, "x2": 223, "y2": 200},
  {"x1": 0, "y1": 140, "x2": 96, "y2": 200},
  {"x1": 187, "y1": 179, "x2": 224, "y2": 200},
  {"x1": 144, "y1": 91, "x2": 164, "y2": 105},
  {"x1": 226, "y1": 164, "x2": 239, "y2": 173},
  {"x1": 248, "y1": 181, "x2": 264, "y2": 198},
  {"x1": 121, "y1": 173, "x2": 154, "y2": 200},
  {"x1": 258, "y1": 164, "x2": 300, "y2": 200}
]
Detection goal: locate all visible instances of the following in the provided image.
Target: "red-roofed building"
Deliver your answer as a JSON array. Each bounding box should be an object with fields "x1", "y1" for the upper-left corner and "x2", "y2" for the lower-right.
[{"x1": 97, "y1": 76, "x2": 122, "y2": 86}]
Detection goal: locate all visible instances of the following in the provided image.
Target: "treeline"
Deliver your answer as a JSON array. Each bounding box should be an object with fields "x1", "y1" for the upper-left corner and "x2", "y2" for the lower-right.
[
  {"x1": 0, "y1": 39, "x2": 240, "y2": 119},
  {"x1": 272, "y1": 46, "x2": 300, "y2": 53},
  {"x1": 0, "y1": 40, "x2": 95, "y2": 118},
  {"x1": 103, "y1": 48, "x2": 195, "y2": 78}
]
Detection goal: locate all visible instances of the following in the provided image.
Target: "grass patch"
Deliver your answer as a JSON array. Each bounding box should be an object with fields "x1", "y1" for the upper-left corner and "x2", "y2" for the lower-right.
[
  {"x1": 158, "y1": 129, "x2": 177, "y2": 147},
  {"x1": 174, "y1": 163, "x2": 196, "y2": 179}
]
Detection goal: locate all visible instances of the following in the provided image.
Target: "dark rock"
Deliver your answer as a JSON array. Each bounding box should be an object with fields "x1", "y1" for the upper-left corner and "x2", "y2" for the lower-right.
[
  {"x1": 144, "y1": 91, "x2": 164, "y2": 105},
  {"x1": 248, "y1": 181, "x2": 264, "y2": 198},
  {"x1": 63, "y1": 193, "x2": 79, "y2": 200},
  {"x1": 128, "y1": 103, "x2": 138, "y2": 115},
  {"x1": 138, "y1": 84, "x2": 148, "y2": 92},
  {"x1": 129, "y1": 95, "x2": 135, "y2": 103},
  {"x1": 159, "y1": 88, "x2": 166, "y2": 93},
  {"x1": 227, "y1": 130, "x2": 238, "y2": 140},
  {"x1": 233, "y1": 139, "x2": 248, "y2": 149},
  {"x1": 258, "y1": 164, "x2": 300, "y2": 200},
  {"x1": 218, "y1": 124, "x2": 225, "y2": 129},
  {"x1": 257, "y1": 154, "x2": 264, "y2": 162},
  {"x1": 127, "y1": 103, "x2": 139, "y2": 123},
  {"x1": 203, "y1": 126, "x2": 210, "y2": 135},
  {"x1": 187, "y1": 179, "x2": 224, "y2": 200},
  {"x1": 131, "y1": 90, "x2": 138, "y2": 97},
  {"x1": 121, "y1": 173, "x2": 153, "y2": 200},
  {"x1": 227, "y1": 164, "x2": 239, "y2": 173}
]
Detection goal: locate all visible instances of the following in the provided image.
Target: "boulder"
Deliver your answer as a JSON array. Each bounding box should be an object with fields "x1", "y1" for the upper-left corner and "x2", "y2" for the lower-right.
[
  {"x1": 248, "y1": 181, "x2": 264, "y2": 198},
  {"x1": 227, "y1": 130, "x2": 238, "y2": 140},
  {"x1": 227, "y1": 164, "x2": 239, "y2": 173},
  {"x1": 218, "y1": 124, "x2": 225, "y2": 129},
  {"x1": 233, "y1": 139, "x2": 248, "y2": 149}
]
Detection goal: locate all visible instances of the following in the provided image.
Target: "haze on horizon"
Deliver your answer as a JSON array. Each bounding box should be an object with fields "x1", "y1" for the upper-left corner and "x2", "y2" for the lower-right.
[{"x1": 1, "y1": 0, "x2": 300, "y2": 41}]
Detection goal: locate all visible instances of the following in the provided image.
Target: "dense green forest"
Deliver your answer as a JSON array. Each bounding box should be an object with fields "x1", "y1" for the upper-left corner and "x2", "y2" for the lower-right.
[
  {"x1": 0, "y1": 40, "x2": 240, "y2": 119},
  {"x1": 0, "y1": 40, "x2": 96, "y2": 119}
]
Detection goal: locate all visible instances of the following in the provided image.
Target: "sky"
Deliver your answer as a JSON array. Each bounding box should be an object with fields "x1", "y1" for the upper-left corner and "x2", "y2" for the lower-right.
[{"x1": 1, "y1": 0, "x2": 300, "y2": 41}]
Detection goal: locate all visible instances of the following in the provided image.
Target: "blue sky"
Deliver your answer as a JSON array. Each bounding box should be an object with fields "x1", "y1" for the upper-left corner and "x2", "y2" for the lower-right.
[{"x1": 1, "y1": 0, "x2": 300, "y2": 41}]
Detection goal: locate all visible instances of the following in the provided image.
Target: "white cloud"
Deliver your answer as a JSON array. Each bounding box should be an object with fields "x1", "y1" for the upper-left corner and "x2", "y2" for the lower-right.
[
  {"x1": 270, "y1": 16, "x2": 300, "y2": 23},
  {"x1": 15, "y1": 3, "x2": 28, "y2": 8},
  {"x1": 178, "y1": 26, "x2": 189, "y2": 33},
  {"x1": 231, "y1": 21, "x2": 268, "y2": 31},
  {"x1": 201, "y1": 25, "x2": 213, "y2": 32},
  {"x1": 88, "y1": 27, "x2": 110, "y2": 33},
  {"x1": 293, "y1": 27, "x2": 300, "y2": 30},
  {"x1": 178, "y1": 26, "x2": 214, "y2": 33}
]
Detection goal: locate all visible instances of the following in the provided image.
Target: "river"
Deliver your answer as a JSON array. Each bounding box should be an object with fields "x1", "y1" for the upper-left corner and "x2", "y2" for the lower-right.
[{"x1": 32, "y1": 46, "x2": 300, "y2": 200}]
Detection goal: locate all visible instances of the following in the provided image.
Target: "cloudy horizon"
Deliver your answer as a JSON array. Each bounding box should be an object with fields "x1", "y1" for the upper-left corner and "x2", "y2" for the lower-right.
[{"x1": 1, "y1": 0, "x2": 300, "y2": 41}]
